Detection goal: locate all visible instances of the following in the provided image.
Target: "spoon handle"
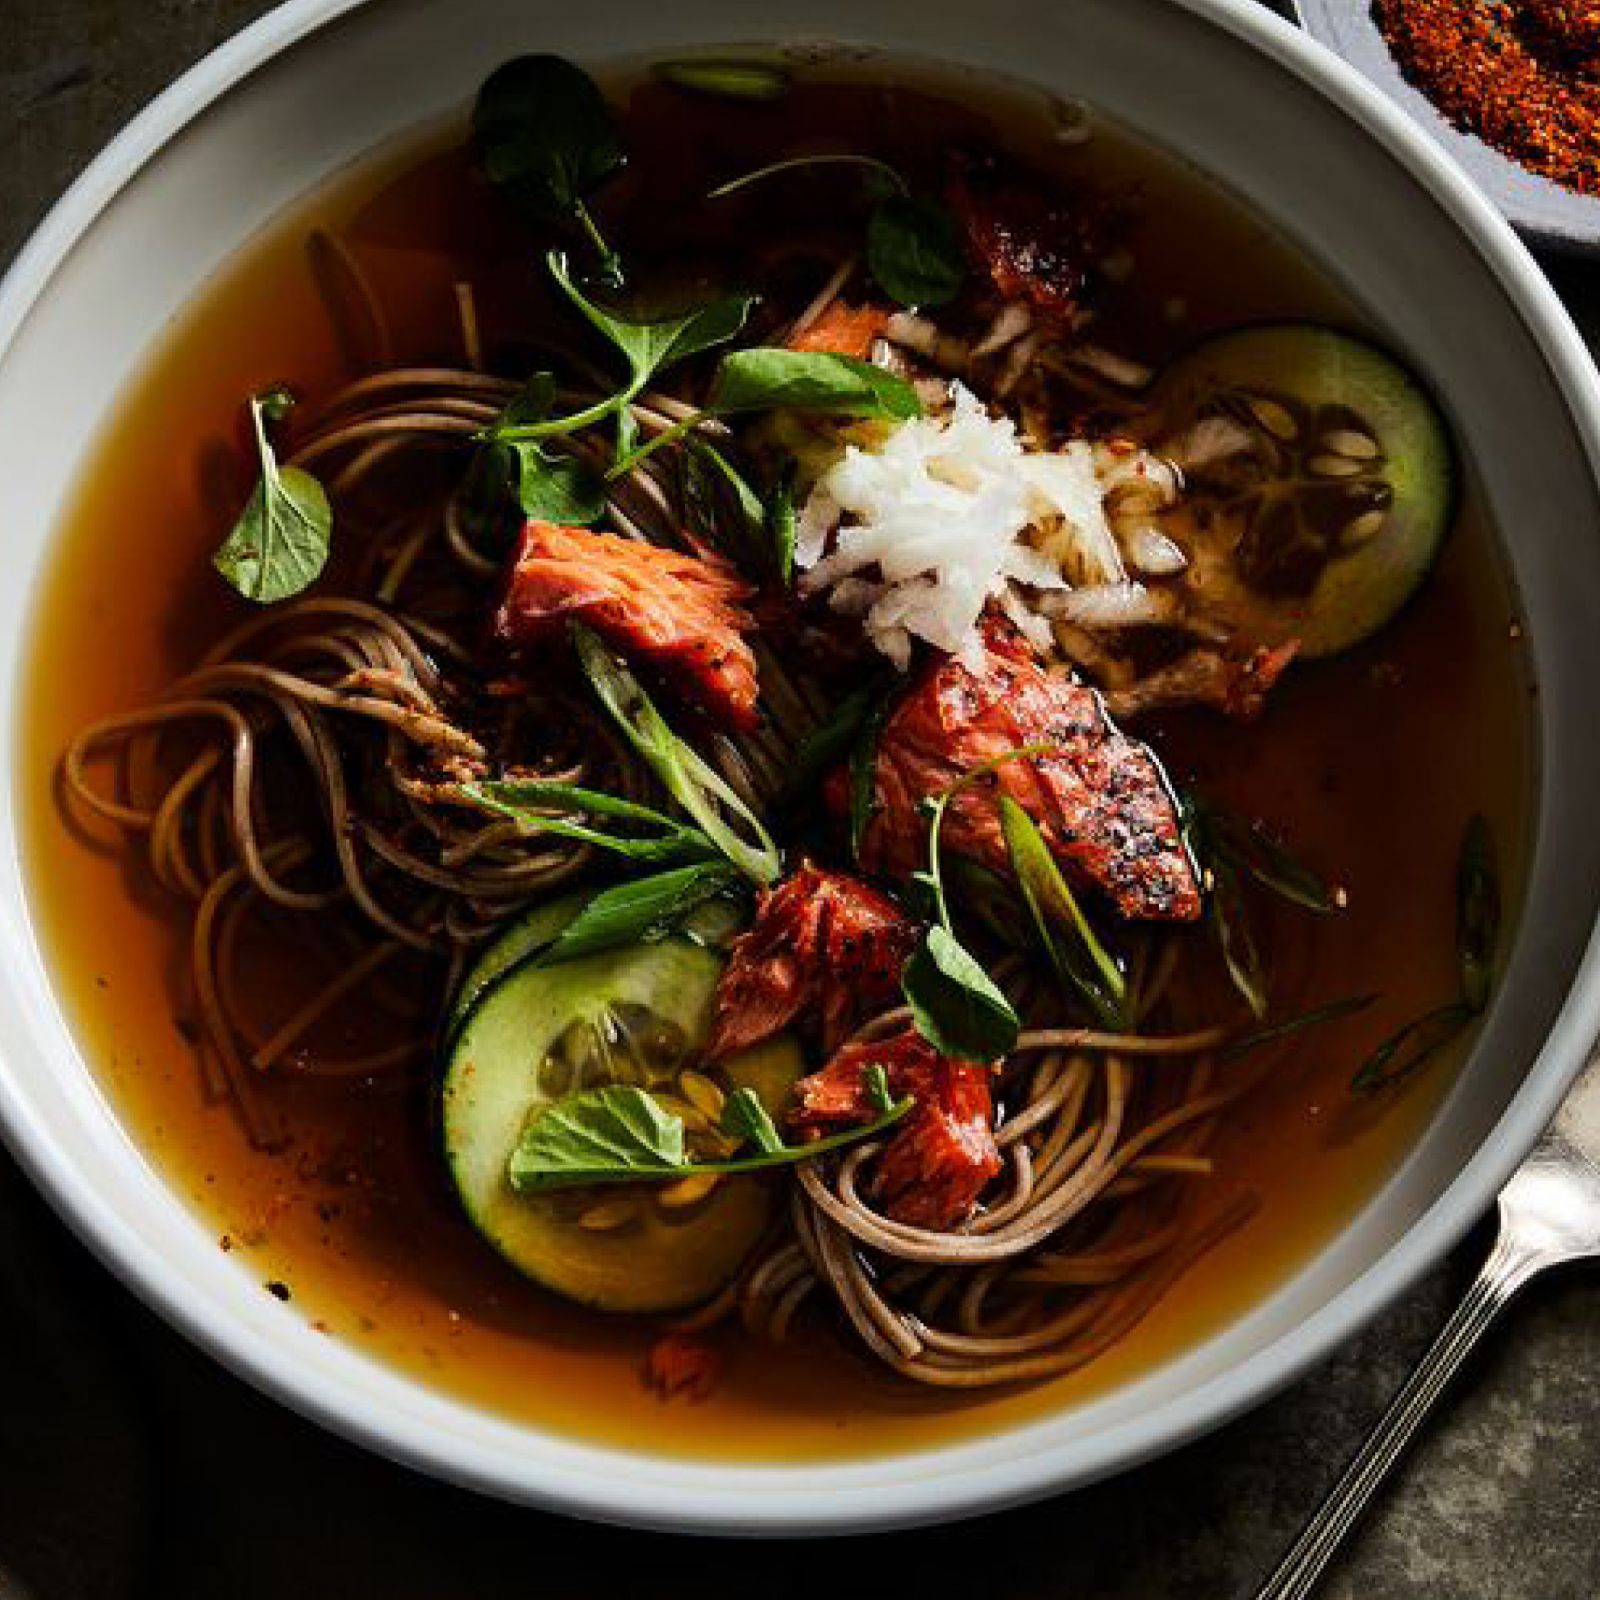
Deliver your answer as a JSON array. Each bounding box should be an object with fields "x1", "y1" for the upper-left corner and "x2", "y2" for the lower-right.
[{"x1": 1249, "y1": 1211, "x2": 1545, "y2": 1600}]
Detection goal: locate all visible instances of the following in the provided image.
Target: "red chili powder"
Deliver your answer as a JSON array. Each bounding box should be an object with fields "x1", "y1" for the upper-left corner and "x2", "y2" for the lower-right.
[{"x1": 1374, "y1": 1, "x2": 1600, "y2": 194}]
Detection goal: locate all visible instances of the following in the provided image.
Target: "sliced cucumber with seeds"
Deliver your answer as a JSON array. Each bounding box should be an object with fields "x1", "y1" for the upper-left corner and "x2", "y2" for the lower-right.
[
  {"x1": 442, "y1": 931, "x2": 802, "y2": 1313},
  {"x1": 447, "y1": 892, "x2": 587, "y2": 1040},
  {"x1": 447, "y1": 889, "x2": 745, "y2": 1042},
  {"x1": 1158, "y1": 323, "x2": 1456, "y2": 657}
]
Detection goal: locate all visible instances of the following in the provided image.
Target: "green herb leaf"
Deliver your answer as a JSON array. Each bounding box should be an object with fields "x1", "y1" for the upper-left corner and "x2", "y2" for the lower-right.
[
  {"x1": 1351, "y1": 1002, "x2": 1473, "y2": 1097},
  {"x1": 767, "y1": 460, "x2": 798, "y2": 585},
  {"x1": 1457, "y1": 814, "x2": 1500, "y2": 1014},
  {"x1": 896, "y1": 748, "x2": 1065, "y2": 1058},
  {"x1": 608, "y1": 345, "x2": 918, "y2": 483},
  {"x1": 213, "y1": 390, "x2": 333, "y2": 605},
  {"x1": 1219, "y1": 993, "x2": 1376, "y2": 1064},
  {"x1": 554, "y1": 254, "x2": 756, "y2": 395},
  {"x1": 1211, "y1": 857, "x2": 1268, "y2": 1020},
  {"x1": 901, "y1": 924, "x2": 1019, "y2": 1062},
  {"x1": 478, "y1": 374, "x2": 607, "y2": 525},
  {"x1": 1186, "y1": 793, "x2": 1333, "y2": 914},
  {"x1": 1348, "y1": 816, "x2": 1502, "y2": 1098},
  {"x1": 675, "y1": 438, "x2": 774, "y2": 582},
  {"x1": 500, "y1": 371, "x2": 559, "y2": 430},
  {"x1": 462, "y1": 779, "x2": 717, "y2": 864},
  {"x1": 472, "y1": 55, "x2": 625, "y2": 279},
  {"x1": 710, "y1": 349, "x2": 922, "y2": 421},
  {"x1": 847, "y1": 692, "x2": 893, "y2": 863},
  {"x1": 998, "y1": 795, "x2": 1127, "y2": 1029},
  {"x1": 540, "y1": 862, "x2": 743, "y2": 966},
  {"x1": 457, "y1": 443, "x2": 527, "y2": 554},
  {"x1": 496, "y1": 257, "x2": 756, "y2": 444},
  {"x1": 573, "y1": 624, "x2": 781, "y2": 883},
  {"x1": 867, "y1": 194, "x2": 966, "y2": 309},
  {"x1": 258, "y1": 388, "x2": 294, "y2": 425},
  {"x1": 901, "y1": 870, "x2": 943, "y2": 925},
  {"x1": 1235, "y1": 826, "x2": 1335, "y2": 913},
  {"x1": 509, "y1": 1085, "x2": 685, "y2": 1189},
  {"x1": 772, "y1": 678, "x2": 889, "y2": 817},
  {"x1": 720, "y1": 1087, "x2": 787, "y2": 1153},
  {"x1": 508, "y1": 1081, "x2": 913, "y2": 1191},
  {"x1": 863, "y1": 1063, "x2": 895, "y2": 1115},
  {"x1": 654, "y1": 58, "x2": 790, "y2": 101},
  {"x1": 707, "y1": 156, "x2": 963, "y2": 311},
  {"x1": 514, "y1": 444, "x2": 606, "y2": 523}
]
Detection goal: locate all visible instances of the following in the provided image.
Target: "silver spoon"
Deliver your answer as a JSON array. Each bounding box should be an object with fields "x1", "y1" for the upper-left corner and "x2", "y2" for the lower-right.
[{"x1": 1250, "y1": 1047, "x2": 1600, "y2": 1600}]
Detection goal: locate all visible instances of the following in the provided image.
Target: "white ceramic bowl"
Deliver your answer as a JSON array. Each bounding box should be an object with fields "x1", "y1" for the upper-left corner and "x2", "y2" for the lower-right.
[{"x1": 4, "y1": 0, "x2": 1600, "y2": 1536}]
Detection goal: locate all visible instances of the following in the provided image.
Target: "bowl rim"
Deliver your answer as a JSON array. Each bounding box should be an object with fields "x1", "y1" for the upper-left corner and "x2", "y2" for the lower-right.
[{"x1": 3, "y1": 0, "x2": 1600, "y2": 1536}]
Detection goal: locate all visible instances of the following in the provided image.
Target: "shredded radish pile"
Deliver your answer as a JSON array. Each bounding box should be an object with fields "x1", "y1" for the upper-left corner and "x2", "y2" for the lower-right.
[{"x1": 796, "y1": 384, "x2": 1172, "y2": 668}]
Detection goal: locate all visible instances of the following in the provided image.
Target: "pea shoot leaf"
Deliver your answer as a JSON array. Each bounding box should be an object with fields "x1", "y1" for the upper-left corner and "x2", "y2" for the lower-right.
[
  {"x1": 710, "y1": 348, "x2": 922, "y2": 420},
  {"x1": 481, "y1": 374, "x2": 606, "y2": 525},
  {"x1": 510, "y1": 1085, "x2": 686, "y2": 1189},
  {"x1": 472, "y1": 55, "x2": 625, "y2": 279},
  {"x1": 508, "y1": 1081, "x2": 913, "y2": 1191},
  {"x1": 493, "y1": 257, "x2": 755, "y2": 444},
  {"x1": 213, "y1": 389, "x2": 333, "y2": 605},
  {"x1": 901, "y1": 924, "x2": 1019, "y2": 1062},
  {"x1": 720, "y1": 1087, "x2": 787, "y2": 1154},
  {"x1": 553, "y1": 254, "x2": 756, "y2": 395},
  {"x1": 867, "y1": 194, "x2": 966, "y2": 309}
]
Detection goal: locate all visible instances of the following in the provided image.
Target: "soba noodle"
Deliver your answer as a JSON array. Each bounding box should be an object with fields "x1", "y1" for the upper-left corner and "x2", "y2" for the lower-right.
[{"x1": 59, "y1": 217, "x2": 1306, "y2": 1391}]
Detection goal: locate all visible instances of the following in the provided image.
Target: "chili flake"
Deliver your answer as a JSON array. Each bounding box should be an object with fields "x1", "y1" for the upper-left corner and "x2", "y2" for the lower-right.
[{"x1": 1375, "y1": 0, "x2": 1600, "y2": 194}]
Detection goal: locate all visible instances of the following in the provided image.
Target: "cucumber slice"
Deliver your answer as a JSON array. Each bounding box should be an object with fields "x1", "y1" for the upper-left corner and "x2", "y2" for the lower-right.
[
  {"x1": 446, "y1": 890, "x2": 747, "y2": 1043},
  {"x1": 441, "y1": 934, "x2": 803, "y2": 1313},
  {"x1": 1158, "y1": 323, "x2": 1456, "y2": 657},
  {"x1": 447, "y1": 892, "x2": 587, "y2": 1039}
]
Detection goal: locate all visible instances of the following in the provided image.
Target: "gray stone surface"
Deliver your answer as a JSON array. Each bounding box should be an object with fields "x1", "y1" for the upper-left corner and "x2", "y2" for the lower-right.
[{"x1": 2, "y1": 2, "x2": 1599, "y2": 1596}]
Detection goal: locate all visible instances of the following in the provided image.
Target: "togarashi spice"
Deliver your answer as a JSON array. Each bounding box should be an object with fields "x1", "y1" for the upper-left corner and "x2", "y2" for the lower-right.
[{"x1": 1374, "y1": 1, "x2": 1600, "y2": 194}]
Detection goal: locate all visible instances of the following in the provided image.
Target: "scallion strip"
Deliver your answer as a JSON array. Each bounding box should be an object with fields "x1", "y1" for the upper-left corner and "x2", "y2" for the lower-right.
[{"x1": 572, "y1": 625, "x2": 781, "y2": 884}]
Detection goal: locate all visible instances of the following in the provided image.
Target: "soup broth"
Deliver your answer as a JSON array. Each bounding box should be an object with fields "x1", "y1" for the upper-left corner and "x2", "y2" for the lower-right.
[{"x1": 20, "y1": 59, "x2": 1530, "y2": 1458}]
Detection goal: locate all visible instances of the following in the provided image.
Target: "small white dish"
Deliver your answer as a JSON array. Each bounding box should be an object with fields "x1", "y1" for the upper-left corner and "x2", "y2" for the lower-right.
[{"x1": 1295, "y1": 0, "x2": 1600, "y2": 254}]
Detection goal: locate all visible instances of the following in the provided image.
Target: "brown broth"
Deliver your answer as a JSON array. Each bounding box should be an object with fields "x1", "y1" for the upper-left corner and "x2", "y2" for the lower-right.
[{"x1": 17, "y1": 65, "x2": 1531, "y2": 1460}]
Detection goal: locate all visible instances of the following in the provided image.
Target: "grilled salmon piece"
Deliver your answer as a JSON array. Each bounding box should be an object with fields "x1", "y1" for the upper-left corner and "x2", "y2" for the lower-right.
[
  {"x1": 495, "y1": 521, "x2": 761, "y2": 731},
  {"x1": 841, "y1": 620, "x2": 1202, "y2": 922},
  {"x1": 791, "y1": 1027, "x2": 1000, "y2": 1230},
  {"x1": 788, "y1": 299, "x2": 891, "y2": 360},
  {"x1": 948, "y1": 154, "x2": 1100, "y2": 327},
  {"x1": 1104, "y1": 640, "x2": 1300, "y2": 723},
  {"x1": 706, "y1": 863, "x2": 917, "y2": 1059}
]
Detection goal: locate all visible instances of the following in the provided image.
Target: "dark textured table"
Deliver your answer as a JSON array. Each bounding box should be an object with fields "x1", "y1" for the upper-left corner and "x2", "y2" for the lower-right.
[{"x1": 3, "y1": 4, "x2": 1598, "y2": 1597}]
